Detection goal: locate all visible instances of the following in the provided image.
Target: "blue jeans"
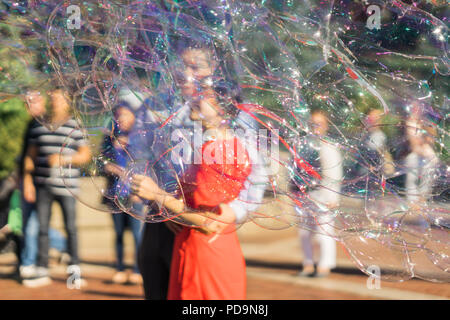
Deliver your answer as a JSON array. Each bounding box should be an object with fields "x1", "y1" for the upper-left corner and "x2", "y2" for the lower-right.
[
  {"x1": 112, "y1": 212, "x2": 142, "y2": 273},
  {"x1": 21, "y1": 202, "x2": 67, "y2": 267}
]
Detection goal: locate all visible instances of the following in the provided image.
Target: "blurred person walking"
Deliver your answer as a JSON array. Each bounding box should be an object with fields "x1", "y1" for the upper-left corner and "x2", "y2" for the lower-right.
[
  {"x1": 364, "y1": 109, "x2": 394, "y2": 174},
  {"x1": 101, "y1": 102, "x2": 143, "y2": 285},
  {"x1": 404, "y1": 107, "x2": 439, "y2": 203},
  {"x1": 19, "y1": 91, "x2": 68, "y2": 283},
  {"x1": 22, "y1": 88, "x2": 91, "y2": 287},
  {"x1": 297, "y1": 109, "x2": 343, "y2": 278},
  {"x1": 357, "y1": 109, "x2": 395, "y2": 189}
]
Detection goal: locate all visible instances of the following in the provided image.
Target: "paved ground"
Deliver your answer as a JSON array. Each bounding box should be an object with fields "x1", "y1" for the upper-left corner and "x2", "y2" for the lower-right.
[
  {"x1": 1, "y1": 251, "x2": 449, "y2": 300},
  {"x1": 0, "y1": 179, "x2": 448, "y2": 300}
]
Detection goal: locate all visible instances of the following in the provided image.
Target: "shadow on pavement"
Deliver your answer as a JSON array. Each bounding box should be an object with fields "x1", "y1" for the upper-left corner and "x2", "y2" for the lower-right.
[
  {"x1": 245, "y1": 258, "x2": 365, "y2": 276},
  {"x1": 80, "y1": 259, "x2": 134, "y2": 270},
  {"x1": 81, "y1": 289, "x2": 143, "y2": 299},
  {"x1": 0, "y1": 271, "x2": 20, "y2": 281}
]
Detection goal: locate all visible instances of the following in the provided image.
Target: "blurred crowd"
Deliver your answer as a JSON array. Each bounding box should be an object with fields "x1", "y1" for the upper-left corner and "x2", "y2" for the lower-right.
[
  {"x1": 0, "y1": 60, "x2": 444, "y2": 298},
  {"x1": 0, "y1": 87, "x2": 442, "y2": 289}
]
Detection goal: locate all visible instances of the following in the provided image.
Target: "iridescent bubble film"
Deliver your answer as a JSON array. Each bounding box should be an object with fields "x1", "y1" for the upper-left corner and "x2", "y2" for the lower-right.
[{"x1": 1, "y1": 0, "x2": 448, "y2": 282}]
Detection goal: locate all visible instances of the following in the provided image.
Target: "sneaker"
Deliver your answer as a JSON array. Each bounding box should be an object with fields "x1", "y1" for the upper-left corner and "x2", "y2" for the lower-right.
[
  {"x1": 35, "y1": 266, "x2": 50, "y2": 277},
  {"x1": 128, "y1": 273, "x2": 143, "y2": 285},
  {"x1": 22, "y1": 275, "x2": 52, "y2": 288},
  {"x1": 19, "y1": 265, "x2": 37, "y2": 279},
  {"x1": 112, "y1": 271, "x2": 127, "y2": 284}
]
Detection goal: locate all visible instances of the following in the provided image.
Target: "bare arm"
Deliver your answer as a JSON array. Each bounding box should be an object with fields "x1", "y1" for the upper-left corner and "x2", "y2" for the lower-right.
[
  {"x1": 103, "y1": 162, "x2": 125, "y2": 177},
  {"x1": 69, "y1": 145, "x2": 92, "y2": 166},
  {"x1": 131, "y1": 174, "x2": 229, "y2": 234},
  {"x1": 23, "y1": 145, "x2": 38, "y2": 203},
  {"x1": 48, "y1": 145, "x2": 92, "y2": 168}
]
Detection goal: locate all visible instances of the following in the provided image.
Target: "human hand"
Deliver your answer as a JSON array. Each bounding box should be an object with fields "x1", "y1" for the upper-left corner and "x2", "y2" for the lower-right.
[
  {"x1": 205, "y1": 203, "x2": 236, "y2": 234},
  {"x1": 131, "y1": 174, "x2": 163, "y2": 201},
  {"x1": 113, "y1": 136, "x2": 129, "y2": 149},
  {"x1": 48, "y1": 153, "x2": 64, "y2": 168},
  {"x1": 104, "y1": 163, "x2": 125, "y2": 177}
]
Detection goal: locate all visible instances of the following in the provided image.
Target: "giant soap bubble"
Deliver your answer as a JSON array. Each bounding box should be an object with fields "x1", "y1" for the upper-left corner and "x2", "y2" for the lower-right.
[{"x1": 1, "y1": 0, "x2": 448, "y2": 282}]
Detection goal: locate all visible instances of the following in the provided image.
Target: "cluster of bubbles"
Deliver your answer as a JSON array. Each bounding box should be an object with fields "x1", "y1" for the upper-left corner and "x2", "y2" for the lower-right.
[{"x1": 0, "y1": 0, "x2": 448, "y2": 282}]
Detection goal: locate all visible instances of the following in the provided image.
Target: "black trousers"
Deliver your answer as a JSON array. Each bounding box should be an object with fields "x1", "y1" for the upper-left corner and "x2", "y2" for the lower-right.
[
  {"x1": 138, "y1": 222, "x2": 174, "y2": 300},
  {"x1": 36, "y1": 187, "x2": 79, "y2": 268},
  {"x1": 0, "y1": 198, "x2": 9, "y2": 230}
]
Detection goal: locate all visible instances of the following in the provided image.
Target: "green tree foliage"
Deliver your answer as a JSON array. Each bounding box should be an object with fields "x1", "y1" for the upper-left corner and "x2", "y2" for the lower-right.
[
  {"x1": 0, "y1": 12, "x2": 35, "y2": 179},
  {"x1": 0, "y1": 97, "x2": 29, "y2": 179}
]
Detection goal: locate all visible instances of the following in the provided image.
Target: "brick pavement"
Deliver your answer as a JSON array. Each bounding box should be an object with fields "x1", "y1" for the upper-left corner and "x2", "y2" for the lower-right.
[{"x1": 0, "y1": 179, "x2": 448, "y2": 300}]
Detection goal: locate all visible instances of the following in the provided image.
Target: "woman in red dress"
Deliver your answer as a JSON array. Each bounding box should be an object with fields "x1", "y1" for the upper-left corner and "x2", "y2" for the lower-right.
[
  {"x1": 131, "y1": 47, "x2": 250, "y2": 300},
  {"x1": 166, "y1": 129, "x2": 251, "y2": 300}
]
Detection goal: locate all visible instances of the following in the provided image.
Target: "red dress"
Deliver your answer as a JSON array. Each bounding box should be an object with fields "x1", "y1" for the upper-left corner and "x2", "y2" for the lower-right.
[{"x1": 167, "y1": 137, "x2": 251, "y2": 300}]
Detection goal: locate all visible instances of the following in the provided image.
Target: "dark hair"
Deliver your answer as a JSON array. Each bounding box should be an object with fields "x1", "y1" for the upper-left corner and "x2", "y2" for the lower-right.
[
  {"x1": 113, "y1": 101, "x2": 135, "y2": 116},
  {"x1": 173, "y1": 37, "x2": 214, "y2": 55},
  {"x1": 173, "y1": 37, "x2": 242, "y2": 119}
]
